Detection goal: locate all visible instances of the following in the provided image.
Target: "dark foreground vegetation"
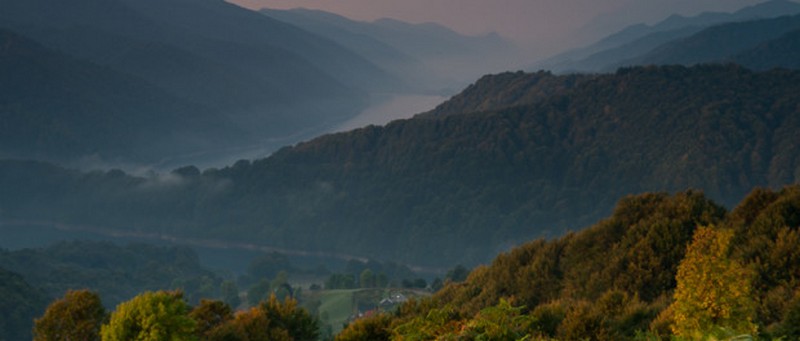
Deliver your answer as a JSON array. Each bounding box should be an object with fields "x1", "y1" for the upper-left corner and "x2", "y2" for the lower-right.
[
  {"x1": 32, "y1": 290, "x2": 318, "y2": 341},
  {"x1": 0, "y1": 239, "x2": 439, "y2": 340},
  {"x1": 338, "y1": 186, "x2": 800, "y2": 340}
]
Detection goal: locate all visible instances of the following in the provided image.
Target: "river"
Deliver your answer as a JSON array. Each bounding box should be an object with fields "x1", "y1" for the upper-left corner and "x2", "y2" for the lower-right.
[
  {"x1": 1, "y1": 95, "x2": 450, "y2": 272},
  {"x1": 329, "y1": 94, "x2": 447, "y2": 133}
]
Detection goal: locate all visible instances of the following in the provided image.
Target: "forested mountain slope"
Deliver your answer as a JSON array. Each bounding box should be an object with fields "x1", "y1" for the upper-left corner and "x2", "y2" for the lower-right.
[
  {"x1": 0, "y1": 29, "x2": 236, "y2": 162},
  {"x1": 732, "y1": 28, "x2": 800, "y2": 70},
  {"x1": 0, "y1": 241, "x2": 228, "y2": 340},
  {"x1": 339, "y1": 186, "x2": 800, "y2": 340},
  {"x1": 0, "y1": 241, "x2": 223, "y2": 308},
  {"x1": 0, "y1": 267, "x2": 49, "y2": 341},
  {"x1": 1, "y1": 65, "x2": 799, "y2": 268},
  {"x1": 627, "y1": 14, "x2": 800, "y2": 68},
  {"x1": 0, "y1": 0, "x2": 397, "y2": 162}
]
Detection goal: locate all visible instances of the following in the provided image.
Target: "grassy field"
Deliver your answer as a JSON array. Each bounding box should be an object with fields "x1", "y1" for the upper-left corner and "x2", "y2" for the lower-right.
[
  {"x1": 304, "y1": 288, "x2": 431, "y2": 335},
  {"x1": 317, "y1": 289, "x2": 357, "y2": 334}
]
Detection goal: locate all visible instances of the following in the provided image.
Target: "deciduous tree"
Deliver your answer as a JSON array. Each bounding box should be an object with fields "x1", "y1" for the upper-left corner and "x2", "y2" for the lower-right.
[
  {"x1": 670, "y1": 226, "x2": 757, "y2": 338},
  {"x1": 100, "y1": 290, "x2": 196, "y2": 341},
  {"x1": 34, "y1": 289, "x2": 106, "y2": 341}
]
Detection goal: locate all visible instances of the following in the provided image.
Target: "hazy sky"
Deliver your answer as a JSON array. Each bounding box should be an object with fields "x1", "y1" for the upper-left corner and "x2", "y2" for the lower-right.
[{"x1": 227, "y1": 0, "x2": 764, "y2": 56}]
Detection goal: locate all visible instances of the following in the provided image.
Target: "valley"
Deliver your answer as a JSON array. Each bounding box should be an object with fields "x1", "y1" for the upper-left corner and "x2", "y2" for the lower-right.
[
  {"x1": 2, "y1": 0, "x2": 800, "y2": 340},
  {"x1": 141, "y1": 94, "x2": 449, "y2": 172}
]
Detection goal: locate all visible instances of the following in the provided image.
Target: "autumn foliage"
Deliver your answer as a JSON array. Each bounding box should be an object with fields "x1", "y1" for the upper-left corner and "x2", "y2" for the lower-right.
[{"x1": 338, "y1": 186, "x2": 800, "y2": 340}]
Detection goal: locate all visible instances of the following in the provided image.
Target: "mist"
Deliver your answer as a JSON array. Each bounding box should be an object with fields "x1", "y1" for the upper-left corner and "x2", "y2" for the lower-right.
[{"x1": 229, "y1": 0, "x2": 766, "y2": 60}]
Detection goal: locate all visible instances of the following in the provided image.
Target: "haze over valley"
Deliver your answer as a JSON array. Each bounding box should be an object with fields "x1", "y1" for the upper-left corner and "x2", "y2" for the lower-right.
[{"x1": 2, "y1": 0, "x2": 800, "y2": 340}]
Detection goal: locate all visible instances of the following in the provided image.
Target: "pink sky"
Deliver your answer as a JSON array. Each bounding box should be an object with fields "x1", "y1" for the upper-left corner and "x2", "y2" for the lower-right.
[{"x1": 227, "y1": 0, "x2": 764, "y2": 56}]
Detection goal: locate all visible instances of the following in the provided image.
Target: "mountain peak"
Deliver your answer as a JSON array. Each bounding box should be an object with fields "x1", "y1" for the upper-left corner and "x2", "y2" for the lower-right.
[{"x1": 736, "y1": 0, "x2": 800, "y2": 14}]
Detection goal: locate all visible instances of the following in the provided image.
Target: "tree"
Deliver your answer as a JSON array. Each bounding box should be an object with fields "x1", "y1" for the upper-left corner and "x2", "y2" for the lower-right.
[
  {"x1": 376, "y1": 273, "x2": 389, "y2": 288},
  {"x1": 246, "y1": 252, "x2": 292, "y2": 285},
  {"x1": 430, "y1": 278, "x2": 444, "y2": 292},
  {"x1": 461, "y1": 299, "x2": 536, "y2": 340},
  {"x1": 669, "y1": 226, "x2": 757, "y2": 338},
  {"x1": 774, "y1": 294, "x2": 800, "y2": 339},
  {"x1": 359, "y1": 269, "x2": 375, "y2": 288},
  {"x1": 100, "y1": 290, "x2": 196, "y2": 341},
  {"x1": 247, "y1": 279, "x2": 271, "y2": 307},
  {"x1": 335, "y1": 314, "x2": 393, "y2": 341},
  {"x1": 220, "y1": 280, "x2": 241, "y2": 309},
  {"x1": 325, "y1": 273, "x2": 356, "y2": 290},
  {"x1": 393, "y1": 305, "x2": 464, "y2": 340},
  {"x1": 446, "y1": 265, "x2": 469, "y2": 283},
  {"x1": 189, "y1": 299, "x2": 232, "y2": 339},
  {"x1": 261, "y1": 294, "x2": 319, "y2": 341},
  {"x1": 206, "y1": 307, "x2": 290, "y2": 341},
  {"x1": 206, "y1": 294, "x2": 318, "y2": 341},
  {"x1": 34, "y1": 289, "x2": 106, "y2": 341}
]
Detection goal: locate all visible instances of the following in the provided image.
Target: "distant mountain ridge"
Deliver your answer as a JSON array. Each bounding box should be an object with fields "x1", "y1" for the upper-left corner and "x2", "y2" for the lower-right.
[
  {"x1": 624, "y1": 14, "x2": 800, "y2": 69},
  {"x1": 261, "y1": 7, "x2": 518, "y2": 92},
  {"x1": 0, "y1": 28, "x2": 236, "y2": 162},
  {"x1": 1, "y1": 65, "x2": 799, "y2": 267},
  {"x1": 0, "y1": 0, "x2": 403, "y2": 163},
  {"x1": 732, "y1": 28, "x2": 800, "y2": 70},
  {"x1": 536, "y1": 0, "x2": 800, "y2": 73}
]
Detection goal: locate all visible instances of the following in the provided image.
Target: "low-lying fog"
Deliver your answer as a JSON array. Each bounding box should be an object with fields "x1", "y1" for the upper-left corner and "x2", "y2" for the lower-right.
[{"x1": 72, "y1": 94, "x2": 448, "y2": 174}]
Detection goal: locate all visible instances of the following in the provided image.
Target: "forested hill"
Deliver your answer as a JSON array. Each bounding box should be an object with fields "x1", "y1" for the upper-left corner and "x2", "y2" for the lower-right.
[
  {"x1": 1, "y1": 65, "x2": 799, "y2": 268},
  {"x1": 338, "y1": 186, "x2": 800, "y2": 340},
  {"x1": 0, "y1": 0, "x2": 397, "y2": 163},
  {"x1": 0, "y1": 28, "x2": 235, "y2": 162},
  {"x1": 0, "y1": 267, "x2": 48, "y2": 341}
]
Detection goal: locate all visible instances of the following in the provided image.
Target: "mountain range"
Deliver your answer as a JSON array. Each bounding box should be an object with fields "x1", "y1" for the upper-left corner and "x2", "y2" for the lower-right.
[
  {"x1": 4, "y1": 1, "x2": 800, "y2": 339},
  {"x1": 3, "y1": 0, "x2": 505, "y2": 165},
  {"x1": 261, "y1": 8, "x2": 518, "y2": 93},
  {"x1": 536, "y1": 0, "x2": 800, "y2": 73},
  {"x1": 626, "y1": 14, "x2": 800, "y2": 69},
  {"x1": 0, "y1": 28, "x2": 237, "y2": 162},
  {"x1": 2, "y1": 64, "x2": 799, "y2": 268}
]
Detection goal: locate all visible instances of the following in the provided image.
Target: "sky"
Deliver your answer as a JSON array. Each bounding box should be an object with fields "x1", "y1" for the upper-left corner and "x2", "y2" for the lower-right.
[{"x1": 227, "y1": 0, "x2": 764, "y2": 57}]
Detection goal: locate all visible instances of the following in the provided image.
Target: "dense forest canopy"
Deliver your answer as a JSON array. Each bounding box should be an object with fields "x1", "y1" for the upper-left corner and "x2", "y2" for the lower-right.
[
  {"x1": 0, "y1": 241, "x2": 223, "y2": 308},
  {"x1": 338, "y1": 186, "x2": 800, "y2": 340},
  {"x1": 1, "y1": 64, "x2": 799, "y2": 268},
  {"x1": 0, "y1": 267, "x2": 49, "y2": 341}
]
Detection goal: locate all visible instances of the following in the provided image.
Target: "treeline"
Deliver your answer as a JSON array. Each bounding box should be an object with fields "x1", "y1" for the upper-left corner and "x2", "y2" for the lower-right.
[
  {"x1": 0, "y1": 241, "x2": 228, "y2": 339},
  {"x1": 2, "y1": 65, "x2": 800, "y2": 268},
  {"x1": 0, "y1": 239, "x2": 443, "y2": 339},
  {"x1": 0, "y1": 268, "x2": 49, "y2": 341},
  {"x1": 32, "y1": 290, "x2": 317, "y2": 341},
  {"x1": 0, "y1": 241, "x2": 224, "y2": 307},
  {"x1": 21, "y1": 186, "x2": 800, "y2": 340},
  {"x1": 337, "y1": 186, "x2": 800, "y2": 340}
]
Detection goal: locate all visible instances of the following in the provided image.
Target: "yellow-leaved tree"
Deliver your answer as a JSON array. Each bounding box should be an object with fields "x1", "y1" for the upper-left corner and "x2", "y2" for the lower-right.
[
  {"x1": 100, "y1": 290, "x2": 196, "y2": 341},
  {"x1": 669, "y1": 226, "x2": 757, "y2": 339}
]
